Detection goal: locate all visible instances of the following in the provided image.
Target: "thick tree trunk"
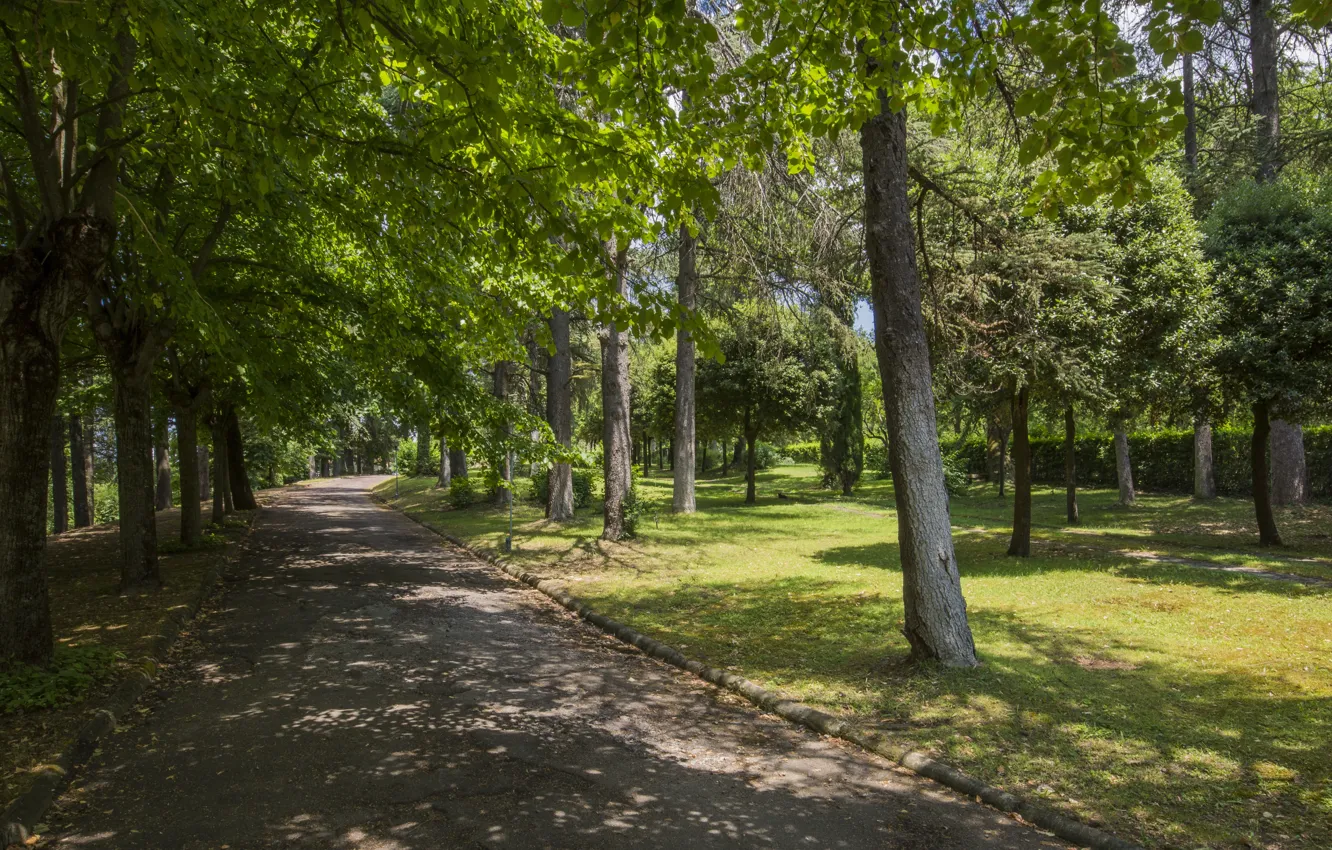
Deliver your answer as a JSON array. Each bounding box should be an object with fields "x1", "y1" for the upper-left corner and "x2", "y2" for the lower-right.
[
  {"x1": 198, "y1": 445, "x2": 210, "y2": 500},
  {"x1": 437, "y1": 436, "x2": 452, "y2": 488},
  {"x1": 450, "y1": 447, "x2": 467, "y2": 478},
  {"x1": 416, "y1": 419, "x2": 432, "y2": 477},
  {"x1": 1253, "y1": 401, "x2": 1283, "y2": 545},
  {"x1": 745, "y1": 421, "x2": 758, "y2": 504},
  {"x1": 547, "y1": 308, "x2": 574, "y2": 520},
  {"x1": 70, "y1": 414, "x2": 94, "y2": 528},
  {"x1": 1250, "y1": 0, "x2": 1281, "y2": 181},
  {"x1": 211, "y1": 417, "x2": 229, "y2": 525},
  {"x1": 861, "y1": 90, "x2": 977, "y2": 666},
  {"x1": 176, "y1": 405, "x2": 201, "y2": 546},
  {"x1": 732, "y1": 439, "x2": 743, "y2": 467},
  {"x1": 494, "y1": 361, "x2": 512, "y2": 507},
  {"x1": 673, "y1": 223, "x2": 698, "y2": 519},
  {"x1": 1064, "y1": 404, "x2": 1079, "y2": 525},
  {"x1": 225, "y1": 408, "x2": 258, "y2": 510},
  {"x1": 50, "y1": 415, "x2": 69, "y2": 534},
  {"x1": 1270, "y1": 420, "x2": 1308, "y2": 506},
  {"x1": 1194, "y1": 419, "x2": 1216, "y2": 499},
  {"x1": 154, "y1": 411, "x2": 173, "y2": 511},
  {"x1": 112, "y1": 375, "x2": 160, "y2": 591},
  {"x1": 600, "y1": 246, "x2": 633, "y2": 541},
  {"x1": 1007, "y1": 385, "x2": 1032, "y2": 556},
  {"x1": 1113, "y1": 428, "x2": 1136, "y2": 506},
  {"x1": 1183, "y1": 53, "x2": 1198, "y2": 176}
]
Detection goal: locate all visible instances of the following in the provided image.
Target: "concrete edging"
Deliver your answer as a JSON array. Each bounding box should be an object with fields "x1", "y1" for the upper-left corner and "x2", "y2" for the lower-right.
[
  {"x1": 2, "y1": 516, "x2": 259, "y2": 847},
  {"x1": 380, "y1": 493, "x2": 1144, "y2": 850}
]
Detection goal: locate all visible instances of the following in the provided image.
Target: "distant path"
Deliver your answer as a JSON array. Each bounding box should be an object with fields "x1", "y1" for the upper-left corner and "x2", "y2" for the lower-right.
[{"x1": 41, "y1": 476, "x2": 1065, "y2": 849}]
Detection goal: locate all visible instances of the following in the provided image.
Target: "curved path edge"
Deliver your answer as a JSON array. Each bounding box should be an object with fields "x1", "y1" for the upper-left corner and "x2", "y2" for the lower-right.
[
  {"x1": 1, "y1": 515, "x2": 259, "y2": 847},
  {"x1": 375, "y1": 493, "x2": 1145, "y2": 850}
]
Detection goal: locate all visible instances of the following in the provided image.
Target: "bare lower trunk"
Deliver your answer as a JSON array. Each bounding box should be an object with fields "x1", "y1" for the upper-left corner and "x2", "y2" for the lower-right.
[
  {"x1": 547, "y1": 308, "x2": 574, "y2": 520},
  {"x1": 1114, "y1": 428, "x2": 1136, "y2": 506},
  {"x1": 437, "y1": 436, "x2": 452, "y2": 488},
  {"x1": 113, "y1": 375, "x2": 160, "y2": 591},
  {"x1": 1251, "y1": 0, "x2": 1281, "y2": 182},
  {"x1": 450, "y1": 448, "x2": 467, "y2": 478},
  {"x1": 1253, "y1": 401, "x2": 1282, "y2": 545},
  {"x1": 1270, "y1": 420, "x2": 1308, "y2": 506},
  {"x1": 70, "y1": 413, "x2": 94, "y2": 527},
  {"x1": 600, "y1": 246, "x2": 633, "y2": 541},
  {"x1": 1064, "y1": 405, "x2": 1078, "y2": 525},
  {"x1": 225, "y1": 408, "x2": 258, "y2": 510},
  {"x1": 50, "y1": 415, "x2": 69, "y2": 534},
  {"x1": 494, "y1": 361, "x2": 512, "y2": 507},
  {"x1": 176, "y1": 405, "x2": 201, "y2": 546},
  {"x1": 861, "y1": 88, "x2": 977, "y2": 666},
  {"x1": 744, "y1": 423, "x2": 758, "y2": 504},
  {"x1": 198, "y1": 445, "x2": 210, "y2": 501},
  {"x1": 154, "y1": 411, "x2": 173, "y2": 510},
  {"x1": 1007, "y1": 385, "x2": 1032, "y2": 556},
  {"x1": 674, "y1": 219, "x2": 699, "y2": 514},
  {"x1": 1193, "y1": 419, "x2": 1216, "y2": 499},
  {"x1": 211, "y1": 417, "x2": 229, "y2": 525}
]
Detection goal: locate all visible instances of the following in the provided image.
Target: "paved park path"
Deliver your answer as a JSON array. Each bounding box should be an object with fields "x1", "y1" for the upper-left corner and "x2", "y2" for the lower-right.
[{"x1": 41, "y1": 477, "x2": 1067, "y2": 850}]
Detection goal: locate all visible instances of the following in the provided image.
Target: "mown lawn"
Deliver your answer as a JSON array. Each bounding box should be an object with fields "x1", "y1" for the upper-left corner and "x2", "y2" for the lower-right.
[{"x1": 375, "y1": 466, "x2": 1332, "y2": 849}]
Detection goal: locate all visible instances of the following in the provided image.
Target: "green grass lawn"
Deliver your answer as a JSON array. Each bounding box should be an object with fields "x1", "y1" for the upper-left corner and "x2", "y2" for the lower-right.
[{"x1": 376, "y1": 466, "x2": 1332, "y2": 849}]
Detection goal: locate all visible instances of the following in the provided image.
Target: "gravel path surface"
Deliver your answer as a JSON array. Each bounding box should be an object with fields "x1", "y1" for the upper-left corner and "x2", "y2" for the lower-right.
[{"x1": 40, "y1": 477, "x2": 1067, "y2": 850}]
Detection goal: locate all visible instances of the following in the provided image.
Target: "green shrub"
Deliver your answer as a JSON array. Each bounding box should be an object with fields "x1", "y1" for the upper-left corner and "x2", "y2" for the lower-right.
[
  {"x1": 531, "y1": 466, "x2": 595, "y2": 510},
  {"x1": 785, "y1": 441, "x2": 821, "y2": 464},
  {"x1": 447, "y1": 476, "x2": 476, "y2": 508},
  {"x1": 941, "y1": 452, "x2": 970, "y2": 496},
  {"x1": 395, "y1": 438, "x2": 417, "y2": 476},
  {"x1": 621, "y1": 477, "x2": 660, "y2": 538},
  {"x1": 1, "y1": 644, "x2": 123, "y2": 714}
]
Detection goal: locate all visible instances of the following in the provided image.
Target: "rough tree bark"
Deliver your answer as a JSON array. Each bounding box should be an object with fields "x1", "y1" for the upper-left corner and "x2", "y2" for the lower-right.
[
  {"x1": 547, "y1": 308, "x2": 575, "y2": 520},
  {"x1": 437, "y1": 436, "x2": 452, "y2": 489},
  {"x1": 225, "y1": 407, "x2": 258, "y2": 510},
  {"x1": 198, "y1": 445, "x2": 210, "y2": 500},
  {"x1": 1251, "y1": 0, "x2": 1281, "y2": 182},
  {"x1": 1113, "y1": 427, "x2": 1136, "y2": 506},
  {"x1": 1252, "y1": 400, "x2": 1283, "y2": 545},
  {"x1": 211, "y1": 415, "x2": 229, "y2": 525},
  {"x1": 1194, "y1": 419, "x2": 1216, "y2": 499},
  {"x1": 1064, "y1": 404, "x2": 1079, "y2": 525},
  {"x1": 50, "y1": 415, "x2": 68, "y2": 534},
  {"x1": 450, "y1": 447, "x2": 467, "y2": 479},
  {"x1": 1270, "y1": 420, "x2": 1308, "y2": 506},
  {"x1": 674, "y1": 223, "x2": 698, "y2": 513},
  {"x1": 70, "y1": 414, "x2": 94, "y2": 528},
  {"x1": 154, "y1": 410, "x2": 173, "y2": 511},
  {"x1": 1007, "y1": 385, "x2": 1032, "y2": 557},
  {"x1": 111, "y1": 372, "x2": 160, "y2": 591},
  {"x1": 861, "y1": 91, "x2": 977, "y2": 665},
  {"x1": 744, "y1": 410, "x2": 758, "y2": 505},
  {"x1": 600, "y1": 245, "x2": 633, "y2": 541},
  {"x1": 175, "y1": 404, "x2": 202, "y2": 547}
]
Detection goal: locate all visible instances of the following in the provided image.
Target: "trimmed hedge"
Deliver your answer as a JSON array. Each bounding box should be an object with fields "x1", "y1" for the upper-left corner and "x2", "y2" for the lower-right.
[
  {"x1": 786, "y1": 439, "x2": 889, "y2": 474},
  {"x1": 952, "y1": 426, "x2": 1332, "y2": 498}
]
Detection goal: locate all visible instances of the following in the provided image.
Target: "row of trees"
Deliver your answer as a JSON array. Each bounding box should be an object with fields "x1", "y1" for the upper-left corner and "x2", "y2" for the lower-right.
[{"x1": 5, "y1": 0, "x2": 1331, "y2": 672}]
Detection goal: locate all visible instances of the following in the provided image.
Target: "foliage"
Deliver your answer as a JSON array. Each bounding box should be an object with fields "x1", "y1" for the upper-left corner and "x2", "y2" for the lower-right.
[
  {"x1": 1, "y1": 645, "x2": 123, "y2": 714},
  {"x1": 447, "y1": 476, "x2": 477, "y2": 509},
  {"x1": 531, "y1": 466, "x2": 595, "y2": 510},
  {"x1": 620, "y1": 477, "x2": 660, "y2": 538}
]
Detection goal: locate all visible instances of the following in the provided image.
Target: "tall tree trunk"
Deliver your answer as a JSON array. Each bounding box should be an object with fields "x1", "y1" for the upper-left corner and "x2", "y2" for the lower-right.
[
  {"x1": 1007, "y1": 385, "x2": 1032, "y2": 556},
  {"x1": 494, "y1": 362, "x2": 512, "y2": 507},
  {"x1": 437, "y1": 436, "x2": 452, "y2": 488},
  {"x1": 1194, "y1": 418, "x2": 1216, "y2": 499},
  {"x1": 997, "y1": 426, "x2": 1008, "y2": 498},
  {"x1": 547, "y1": 308, "x2": 574, "y2": 520},
  {"x1": 176, "y1": 405, "x2": 201, "y2": 546},
  {"x1": 225, "y1": 408, "x2": 258, "y2": 510},
  {"x1": 600, "y1": 246, "x2": 633, "y2": 541},
  {"x1": 198, "y1": 445, "x2": 210, "y2": 500},
  {"x1": 70, "y1": 413, "x2": 94, "y2": 528},
  {"x1": 1250, "y1": 0, "x2": 1281, "y2": 182},
  {"x1": 112, "y1": 374, "x2": 160, "y2": 591},
  {"x1": 1183, "y1": 53, "x2": 1198, "y2": 177},
  {"x1": 745, "y1": 425, "x2": 758, "y2": 505},
  {"x1": 416, "y1": 419, "x2": 432, "y2": 477},
  {"x1": 1113, "y1": 427, "x2": 1136, "y2": 506},
  {"x1": 1, "y1": 219, "x2": 111, "y2": 665},
  {"x1": 450, "y1": 447, "x2": 468, "y2": 479},
  {"x1": 1063, "y1": 404, "x2": 1078, "y2": 525},
  {"x1": 721, "y1": 441, "x2": 730, "y2": 475},
  {"x1": 211, "y1": 417, "x2": 229, "y2": 524},
  {"x1": 50, "y1": 415, "x2": 69, "y2": 534},
  {"x1": 154, "y1": 410, "x2": 173, "y2": 511},
  {"x1": 1252, "y1": 400, "x2": 1283, "y2": 545},
  {"x1": 674, "y1": 224, "x2": 698, "y2": 513},
  {"x1": 1270, "y1": 420, "x2": 1308, "y2": 506},
  {"x1": 861, "y1": 88, "x2": 977, "y2": 666},
  {"x1": 732, "y1": 439, "x2": 743, "y2": 467}
]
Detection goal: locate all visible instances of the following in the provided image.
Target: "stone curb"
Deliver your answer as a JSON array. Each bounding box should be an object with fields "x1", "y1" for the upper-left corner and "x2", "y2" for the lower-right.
[
  {"x1": 2, "y1": 515, "x2": 260, "y2": 847},
  {"x1": 377, "y1": 492, "x2": 1143, "y2": 850}
]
